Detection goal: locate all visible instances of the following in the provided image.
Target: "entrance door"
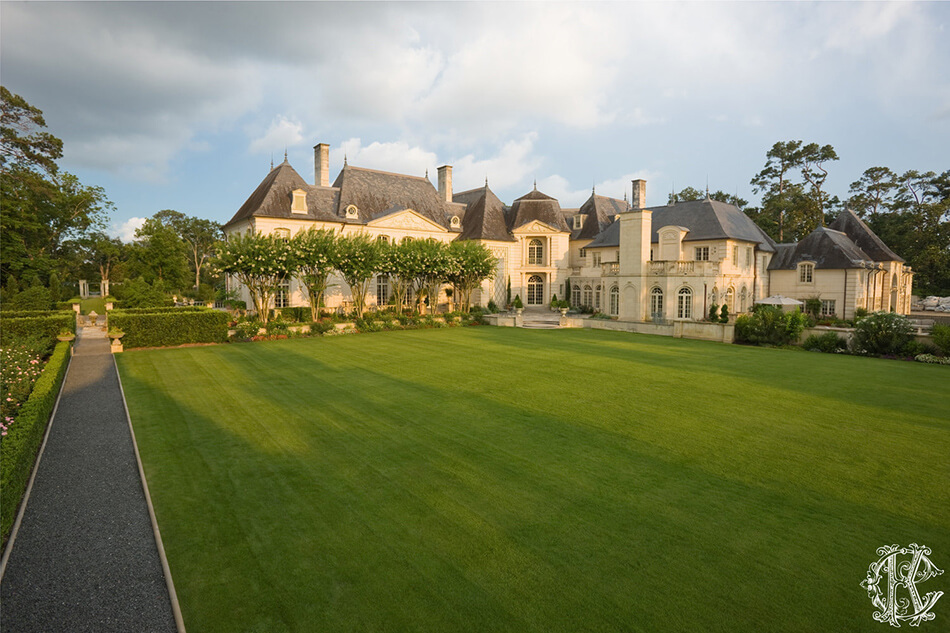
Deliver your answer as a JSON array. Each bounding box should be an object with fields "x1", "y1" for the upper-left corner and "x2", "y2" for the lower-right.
[{"x1": 527, "y1": 275, "x2": 544, "y2": 306}]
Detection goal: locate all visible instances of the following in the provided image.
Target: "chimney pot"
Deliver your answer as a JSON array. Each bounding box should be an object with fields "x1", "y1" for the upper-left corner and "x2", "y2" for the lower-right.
[
  {"x1": 631, "y1": 179, "x2": 647, "y2": 210},
  {"x1": 438, "y1": 165, "x2": 453, "y2": 203},
  {"x1": 314, "y1": 143, "x2": 329, "y2": 187}
]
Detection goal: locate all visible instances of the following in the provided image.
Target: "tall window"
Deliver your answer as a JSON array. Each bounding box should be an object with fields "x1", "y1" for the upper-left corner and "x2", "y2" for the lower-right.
[
  {"x1": 572, "y1": 285, "x2": 581, "y2": 307},
  {"x1": 677, "y1": 287, "x2": 692, "y2": 319},
  {"x1": 527, "y1": 275, "x2": 544, "y2": 305},
  {"x1": 595, "y1": 284, "x2": 602, "y2": 310},
  {"x1": 695, "y1": 246, "x2": 709, "y2": 261},
  {"x1": 528, "y1": 238, "x2": 544, "y2": 265},
  {"x1": 651, "y1": 287, "x2": 663, "y2": 318},
  {"x1": 276, "y1": 278, "x2": 290, "y2": 308},
  {"x1": 732, "y1": 245, "x2": 739, "y2": 265},
  {"x1": 799, "y1": 263, "x2": 814, "y2": 283},
  {"x1": 376, "y1": 275, "x2": 390, "y2": 306},
  {"x1": 592, "y1": 252, "x2": 602, "y2": 266},
  {"x1": 725, "y1": 287, "x2": 735, "y2": 312},
  {"x1": 583, "y1": 284, "x2": 593, "y2": 307},
  {"x1": 746, "y1": 247, "x2": 752, "y2": 267},
  {"x1": 821, "y1": 299, "x2": 836, "y2": 317},
  {"x1": 740, "y1": 287, "x2": 747, "y2": 312},
  {"x1": 609, "y1": 286, "x2": 619, "y2": 316}
]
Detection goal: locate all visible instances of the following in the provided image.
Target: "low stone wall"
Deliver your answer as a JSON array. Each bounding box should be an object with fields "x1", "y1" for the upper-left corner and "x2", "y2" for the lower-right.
[
  {"x1": 798, "y1": 325, "x2": 934, "y2": 347},
  {"x1": 484, "y1": 314, "x2": 522, "y2": 327},
  {"x1": 673, "y1": 321, "x2": 735, "y2": 343}
]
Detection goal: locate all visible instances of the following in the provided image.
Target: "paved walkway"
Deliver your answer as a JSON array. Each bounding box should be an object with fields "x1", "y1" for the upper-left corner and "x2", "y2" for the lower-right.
[{"x1": 0, "y1": 323, "x2": 178, "y2": 632}]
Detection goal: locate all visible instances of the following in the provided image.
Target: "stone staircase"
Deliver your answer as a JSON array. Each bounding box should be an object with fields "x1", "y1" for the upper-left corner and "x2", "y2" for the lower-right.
[{"x1": 521, "y1": 310, "x2": 562, "y2": 329}]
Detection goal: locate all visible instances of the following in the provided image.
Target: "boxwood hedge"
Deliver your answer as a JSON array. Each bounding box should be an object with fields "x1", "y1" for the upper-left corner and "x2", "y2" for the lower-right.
[
  {"x1": 1, "y1": 341, "x2": 71, "y2": 546},
  {"x1": 0, "y1": 313, "x2": 75, "y2": 344},
  {"x1": 109, "y1": 309, "x2": 230, "y2": 348}
]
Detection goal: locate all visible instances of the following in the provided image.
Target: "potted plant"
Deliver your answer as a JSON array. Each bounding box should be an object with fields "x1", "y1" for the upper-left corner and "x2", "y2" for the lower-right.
[
  {"x1": 550, "y1": 294, "x2": 559, "y2": 312},
  {"x1": 108, "y1": 328, "x2": 125, "y2": 342},
  {"x1": 558, "y1": 300, "x2": 569, "y2": 316},
  {"x1": 57, "y1": 330, "x2": 76, "y2": 342},
  {"x1": 512, "y1": 294, "x2": 524, "y2": 315}
]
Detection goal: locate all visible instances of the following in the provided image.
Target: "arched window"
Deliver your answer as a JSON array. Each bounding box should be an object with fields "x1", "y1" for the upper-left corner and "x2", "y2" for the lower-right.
[
  {"x1": 609, "y1": 286, "x2": 620, "y2": 316},
  {"x1": 276, "y1": 278, "x2": 291, "y2": 308},
  {"x1": 528, "y1": 238, "x2": 544, "y2": 265},
  {"x1": 595, "y1": 284, "x2": 602, "y2": 310},
  {"x1": 377, "y1": 235, "x2": 390, "y2": 244},
  {"x1": 572, "y1": 285, "x2": 581, "y2": 307},
  {"x1": 527, "y1": 275, "x2": 544, "y2": 305},
  {"x1": 274, "y1": 227, "x2": 291, "y2": 241},
  {"x1": 725, "y1": 287, "x2": 735, "y2": 312},
  {"x1": 799, "y1": 262, "x2": 814, "y2": 283},
  {"x1": 651, "y1": 287, "x2": 663, "y2": 318},
  {"x1": 583, "y1": 284, "x2": 593, "y2": 308},
  {"x1": 376, "y1": 275, "x2": 390, "y2": 306},
  {"x1": 677, "y1": 287, "x2": 692, "y2": 319}
]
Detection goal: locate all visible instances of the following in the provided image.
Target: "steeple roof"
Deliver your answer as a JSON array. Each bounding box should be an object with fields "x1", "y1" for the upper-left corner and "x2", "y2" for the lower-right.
[
  {"x1": 507, "y1": 188, "x2": 570, "y2": 232},
  {"x1": 453, "y1": 185, "x2": 514, "y2": 242},
  {"x1": 829, "y1": 208, "x2": 903, "y2": 262}
]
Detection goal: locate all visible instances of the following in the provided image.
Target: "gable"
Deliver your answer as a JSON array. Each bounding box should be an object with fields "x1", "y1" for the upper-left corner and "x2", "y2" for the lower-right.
[
  {"x1": 367, "y1": 208, "x2": 448, "y2": 233},
  {"x1": 511, "y1": 220, "x2": 564, "y2": 234}
]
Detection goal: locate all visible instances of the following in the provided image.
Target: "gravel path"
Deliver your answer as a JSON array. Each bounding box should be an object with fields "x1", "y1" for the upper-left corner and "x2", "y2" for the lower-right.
[{"x1": 0, "y1": 325, "x2": 178, "y2": 632}]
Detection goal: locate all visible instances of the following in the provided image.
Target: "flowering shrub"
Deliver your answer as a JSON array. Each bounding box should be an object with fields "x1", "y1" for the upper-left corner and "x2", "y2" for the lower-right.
[
  {"x1": 914, "y1": 354, "x2": 950, "y2": 365},
  {"x1": 1, "y1": 335, "x2": 51, "y2": 439}
]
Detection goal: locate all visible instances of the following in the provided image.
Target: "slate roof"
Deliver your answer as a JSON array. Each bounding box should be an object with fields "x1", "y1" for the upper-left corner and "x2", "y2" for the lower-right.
[
  {"x1": 575, "y1": 194, "x2": 628, "y2": 240},
  {"x1": 333, "y1": 165, "x2": 458, "y2": 228},
  {"x1": 225, "y1": 161, "x2": 462, "y2": 231},
  {"x1": 648, "y1": 199, "x2": 775, "y2": 251},
  {"x1": 453, "y1": 185, "x2": 515, "y2": 242},
  {"x1": 585, "y1": 197, "x2": 774, "y2": 251},
  {"x1": 507, "y1": 188, "x2": 571, "y2": 232},
  {"x1": 225, "y1": 160, "x2": 340, "y2": 228},
  {"x1": 829, "y1": 208, "x2": 903, "y2": 263},
  {"x1": 767, "y1": 227, "x2": 875, "y2": 270}
]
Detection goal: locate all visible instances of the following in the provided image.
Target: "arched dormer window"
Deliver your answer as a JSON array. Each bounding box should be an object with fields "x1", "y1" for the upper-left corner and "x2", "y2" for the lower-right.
[
  {"x1": 528, "y1": 238, "x2": 544, "y2": 265},
  {"x1": 677, "y1": 287, "x2": 692, "y2": 319},
  {"x1": 450, "y1": 216, "x2": 461, "y2": 228},
  {"x1": 799, "y1": 262, "x2": 814, "y2": 283},
  {"x1": 345, "y1": 204, "x2": 359, "y2": 219}
]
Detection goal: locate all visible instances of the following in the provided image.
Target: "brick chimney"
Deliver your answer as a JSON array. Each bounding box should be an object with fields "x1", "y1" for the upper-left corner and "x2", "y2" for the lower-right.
[
  {"x1": 631, "y1": 179, "x2": 647, "y2": 210},
  {"x1": 314, "y1": 143, "x2": 329, "y2": 187},
  {"x1": 438, "y1": 165, "x2": 453, "y2": 202}
]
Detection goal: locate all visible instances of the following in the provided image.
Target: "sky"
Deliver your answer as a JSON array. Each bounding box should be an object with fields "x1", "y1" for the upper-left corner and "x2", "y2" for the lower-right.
[{"x1": 2, "y1": 1, "x2": 948, "y2": 242}]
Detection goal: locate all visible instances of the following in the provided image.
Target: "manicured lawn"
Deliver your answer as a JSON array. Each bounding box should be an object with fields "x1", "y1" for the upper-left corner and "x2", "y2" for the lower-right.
[{"x1": 116, "y1": 328, "x2": 950, "y2": 633}]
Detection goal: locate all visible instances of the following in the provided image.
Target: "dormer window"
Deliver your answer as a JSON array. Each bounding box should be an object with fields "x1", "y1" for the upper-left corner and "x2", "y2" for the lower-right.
[
  {"x1": 574, "y1": 215, "x2": 585, "y2": 230},
  {"x1": 291, "y1": 189, "x2": 308, "y2": 214},
  {"x1": 799, "y1": 262, "x2": 814, "y2": 283},
  {"x1": 345, "y1": 204, "x2": 358, "y2": 219},
  {"x1": 450, "y1": 215, "x2": 461, "y2": 228}
]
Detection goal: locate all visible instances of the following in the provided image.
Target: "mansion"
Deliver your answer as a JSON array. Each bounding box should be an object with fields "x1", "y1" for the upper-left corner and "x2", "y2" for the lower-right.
[{"x1": 223, "y1": 143, "x2": 913, "y2": 321}]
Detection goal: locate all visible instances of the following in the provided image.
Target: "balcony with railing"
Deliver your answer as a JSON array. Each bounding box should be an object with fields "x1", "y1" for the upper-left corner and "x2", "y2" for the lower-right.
[
  {"x1": 600, "y1": 262, "x2": 620, "y2": 275},
  {"x1": 648, "y1": 260, "x2": 720, "y2": 276}
]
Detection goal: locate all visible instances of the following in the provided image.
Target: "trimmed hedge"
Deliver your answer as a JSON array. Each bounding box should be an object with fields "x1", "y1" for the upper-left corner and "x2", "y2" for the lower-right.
[
  {"x1": 113, "y1": 306, "x2": 206, "y2": 314},
  {"x1": 0, "y1": 313, "x2": 75, "y2": 344},
  {"x1": 110, "y1": 309, "x2": 230, "y2": 348},
  {"x1": 0, "y1": 309, "x2": 71, "y2": 318},
  {"x1": 1, "y1": 341, "x2": 71, "y2": 546}
]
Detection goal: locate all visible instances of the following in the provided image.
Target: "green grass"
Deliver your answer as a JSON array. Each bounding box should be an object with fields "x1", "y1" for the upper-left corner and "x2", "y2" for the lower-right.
[{"x1": 116, "y1": 328, "x2": 950, "y2": 633}]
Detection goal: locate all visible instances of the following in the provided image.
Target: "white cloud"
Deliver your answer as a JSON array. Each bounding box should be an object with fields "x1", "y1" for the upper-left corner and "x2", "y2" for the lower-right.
[
  {"x1": 248, "y1": 116, "x2": 305, "y2": 155},
  {"x1": 111, "y1": 217, "x2": 146, "y2": 243},
  {"x1": 538, "y1": 170, "x2": 660, "y2": 208},
  {"x1": 451, "y1": 134, "x2": 541, "y2": 192},
  {"x1": 330, "y1": 139, "x2": 439, "y2": 178}
]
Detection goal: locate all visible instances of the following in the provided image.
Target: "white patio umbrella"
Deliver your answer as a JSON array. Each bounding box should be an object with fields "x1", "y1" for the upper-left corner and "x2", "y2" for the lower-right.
[{"x1": 755, "y1": 295, "x2": 804, "y2": 311}]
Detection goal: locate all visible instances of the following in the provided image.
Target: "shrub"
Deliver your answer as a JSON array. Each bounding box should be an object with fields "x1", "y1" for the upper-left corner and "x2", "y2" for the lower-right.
[
  {"x1": 116, "y1": 277, "x2": 168, "y2": 309},
  {"x1": 900, "y1": 340, "x2": 929, "y2": 357},
  {"x1": 355, "y1": 318, "x2": 383, "y2": 333},
  {"x1": 0, "y1": 313, "x2": 75, "y2": 345},
  {"x1": 802, "y1": 332, "x2": 848, "y2": 353},
  {"x1": 109, "y1": 309, "x2": 230, "y2": 348},
  {"x1": 804, "y1": 298, "x2": 822, "y2": 318},
  {"x1": 6, "y1": 286, "x2": 54, "y2": 311},
  {"x1": 234, "y1": 321, "x2": 263, "y2": 339},
  {"x1": 914, "y1": 354, "x2": 950, "y2": 365},
  {"x1": 708, "y1": 303, "x2": 719, "y2": 322},
  {"x1": 734, "y1": 306, "x2": 807, "y2": 346},
  {"x1": 550, "y1": 294, "x2": 559, "y2": 309},
  {"x1": 1, "y1": 341, "x2": 70, "y2": 545},
  {"x1": 930, "y1": 323, "x2": 950, "y2": 356},
  {"x1": 310, "y1": 320, "x2": 334, "y2": 335},
  {"x1": 855, "y1": 307, "x2": 869, "y2": 319},
  {"x1": 850, "y1": 311, "x2": 912, "y2": 356},
  {"x1": 267, "y1": 321, "x2": 290, "y2": 335},
  {"x1": 486, "y1": 300, "x2": 499, "y2": 313},
  {"x1": 719, "y1": 305, "x2": 729, "y2": 323},
  {"x1": 512, "y1": 295, "x2": 524, "y2": 309}
]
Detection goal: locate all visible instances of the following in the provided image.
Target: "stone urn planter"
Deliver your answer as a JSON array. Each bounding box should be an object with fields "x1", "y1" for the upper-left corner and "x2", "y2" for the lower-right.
[
  {"x1": 515, "y1": 307, "x2": 524, "y2": 315},
  {"x1": 57, "y1": 331, "x2": 76, "y2": 342},
  {"x1": 559, "y1": 307, "x2": 569, "y2": 317},
  {"x1": 109, "y1": 329, "x2": 125, "y2": 353}
]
